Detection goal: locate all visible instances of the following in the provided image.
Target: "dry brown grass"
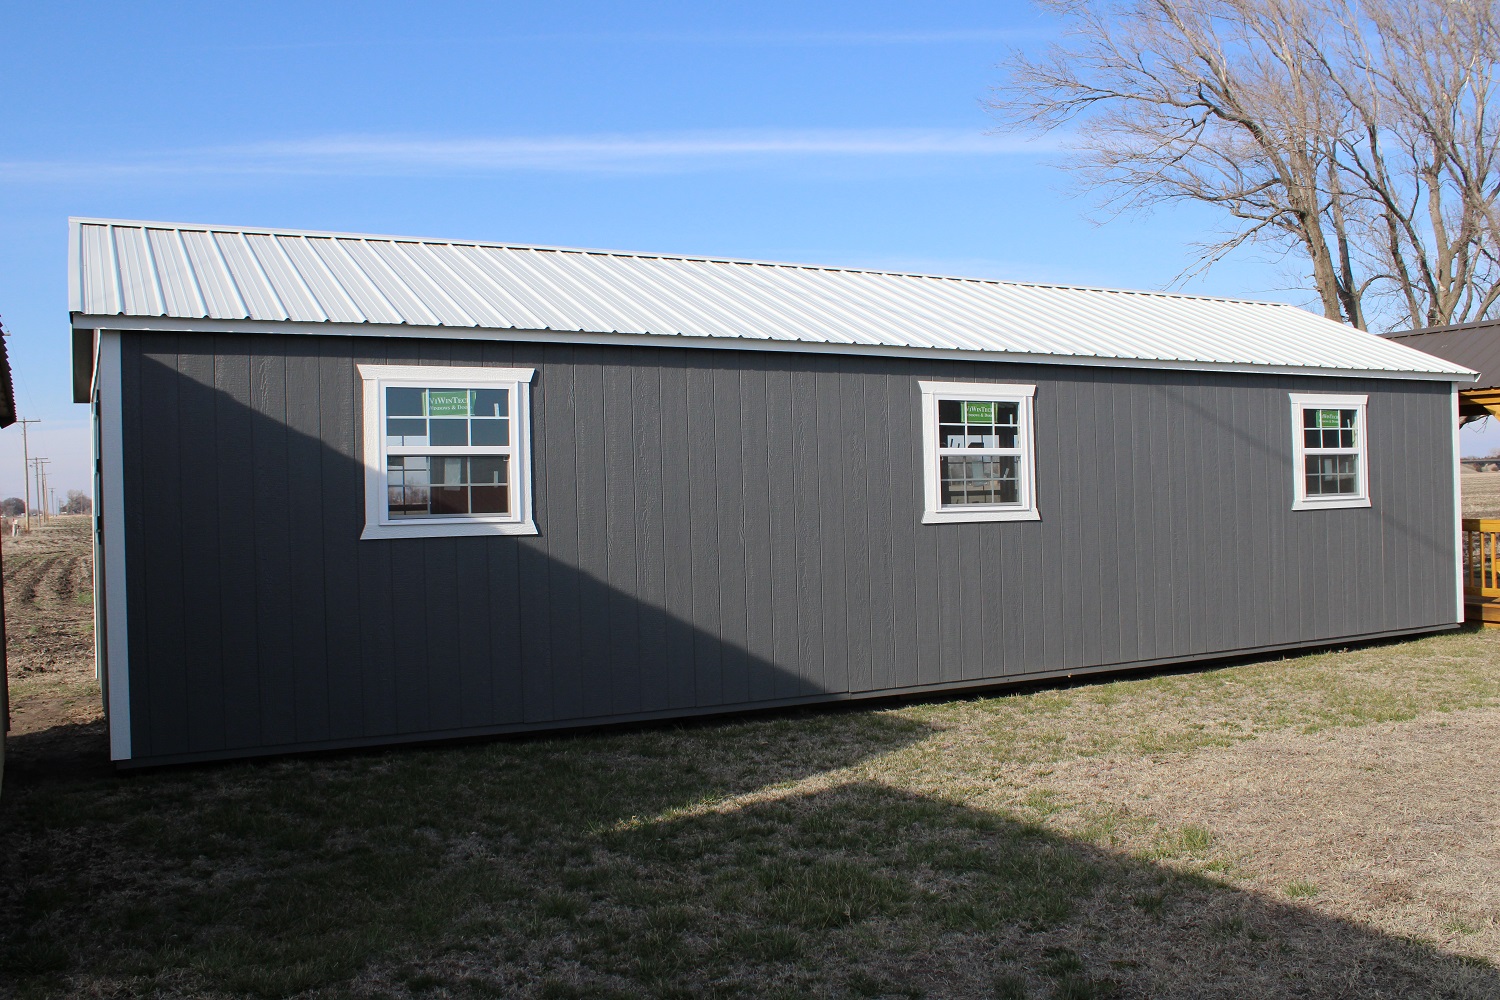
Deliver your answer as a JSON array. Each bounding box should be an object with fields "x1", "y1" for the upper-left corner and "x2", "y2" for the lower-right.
[
  {"x1": 1038, "y1": 707, "x2": 1500, "y2": 958},
  {"x1": 1461, "y1": 468, "x2": 1500, "y2": 518},
  {"x1": 5, "y1": 515, "x2": 1500, "y2": 998}
]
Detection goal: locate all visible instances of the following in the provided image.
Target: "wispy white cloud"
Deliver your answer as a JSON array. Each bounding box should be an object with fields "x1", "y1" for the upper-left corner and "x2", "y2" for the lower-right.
[
  {"x1": 0, "y1": 128, "x2": 1058, "y2": 182},
  {"x1": 240, "y1": 129, "x2": 1057, "y2": 170},
  {"x1": 233, "y1": 27, "x2": 1040, "y2": 52}
]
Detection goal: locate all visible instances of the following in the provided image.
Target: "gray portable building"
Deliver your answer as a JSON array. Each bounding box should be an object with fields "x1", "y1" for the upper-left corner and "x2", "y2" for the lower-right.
[{"x1": 70, "y1": 219, "x2": 1476, "y2": 767}]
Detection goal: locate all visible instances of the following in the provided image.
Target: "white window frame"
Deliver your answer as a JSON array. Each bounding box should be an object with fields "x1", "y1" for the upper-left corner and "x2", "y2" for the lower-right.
[
  {"x1": 358, "y1": 364, "x2": 538, "y2": 539},
  {"x1": 1290, "y1": 392, "x2": 1370, "y2": 511},
  {"x1": 919, "y1": 380, "x2": 1040, "y2": 524}
]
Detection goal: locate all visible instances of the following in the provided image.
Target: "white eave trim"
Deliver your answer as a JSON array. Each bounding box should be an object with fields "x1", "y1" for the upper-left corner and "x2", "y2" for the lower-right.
[
  {"x1": 68, "y1": 219, "x2": 83, "y2": 313},
  {"x1": 68, "y1": 314, "x2": 1481, "y2": 383}
]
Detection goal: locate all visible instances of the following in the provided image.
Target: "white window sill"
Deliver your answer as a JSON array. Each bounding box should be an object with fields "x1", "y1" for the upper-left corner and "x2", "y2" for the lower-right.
[
  {"x1": 922, "y1": 508, "x2": 1041, "y2": 524},
  {"x1": 1291, "y1": 497, "x2": 1371, "y2": 511},
  {"x1": 361, "y1": 519, "x2": 539, "y2": 540}
]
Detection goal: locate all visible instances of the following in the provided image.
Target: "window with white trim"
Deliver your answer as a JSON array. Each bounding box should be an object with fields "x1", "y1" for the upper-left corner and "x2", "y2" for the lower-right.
[
  {"x1": 919, "y1": 381, "x2": 1039, "y2": 523},
  {"x1": 1290, "y1": 392, "x2": 1369, "y2": 510},
  {"x1": 358, "y1": 364, "x2": 538, "y2": 539}
]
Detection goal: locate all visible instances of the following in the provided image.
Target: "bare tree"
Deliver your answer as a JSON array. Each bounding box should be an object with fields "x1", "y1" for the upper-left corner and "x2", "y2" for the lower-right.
[
  {"x1": 60, "y1": 490, "x2": 91, "y2": 515},
  {"x1": 990, "y1": 0, "x2": 1500, "y2": 330}
]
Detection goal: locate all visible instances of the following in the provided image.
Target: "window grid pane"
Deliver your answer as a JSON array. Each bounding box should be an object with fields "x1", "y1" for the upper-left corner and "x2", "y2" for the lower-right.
[
  {"x1": 1295, "y1": 400, "x2": 1364, "y2": 506},
  {"x1": 940, "y1": 455, "x2": 1020, "y2": 506},
  {"x1": 1303, "y1": 454, "x2": 1358, "y2": 496},
  {"x1": 388, "y1": 455, "x2": 510, "y2": 518},
  {"x1": 937, "y1": 398, "x2": 1020, "y2": 450},
  {"x1": 386, "y1": 386, "x2": 512, "y2": 452},
  {"x1": 933, "y1": 396, "x2": 1027, "y2": 509},
  {"x1": 384, "y1": 383, "x2": 516, "y2": 520},
  {"x1": 1302, "y1": 408, "x2": 1358, "y2": 450}
]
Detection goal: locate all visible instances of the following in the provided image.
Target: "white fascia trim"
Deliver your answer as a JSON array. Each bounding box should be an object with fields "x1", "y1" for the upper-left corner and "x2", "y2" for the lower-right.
[
  {"x1": 919, "y1": 379, "x2": 1041, "y2": 525},
  {"x1": 358, "y1": 364, "x2": 539, "y2": 540},
  {"x1": 356, "y1": 363, "x2": 536, "y2": 383},
  {"x1": 1289, "y1": 392, "x2": 1372, "y2": 511},
  {"x1": 68, "y1": 219, "x2": 83, "y2": 313},
  {"x1": 917, "y1": 380, "x2": 1037, "y2": 398},
  {"x1": 98, "y1": 331, "x2": 132, "y2": 761},
  {"x1": 1453, "y1": 382, "x2": 1465, "y2": 623},
  {"x1": 1289, "y1": 392, "x2": 1370, "y2": 405},
  {"x1": 71, "y1": 314, "x2": 1479, "y2": 383}
]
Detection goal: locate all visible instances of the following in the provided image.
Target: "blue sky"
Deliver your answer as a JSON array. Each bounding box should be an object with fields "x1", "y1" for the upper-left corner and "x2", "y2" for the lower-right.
[{"x1": 2, "y1": 1, "x2": 1489, "y2": 501}]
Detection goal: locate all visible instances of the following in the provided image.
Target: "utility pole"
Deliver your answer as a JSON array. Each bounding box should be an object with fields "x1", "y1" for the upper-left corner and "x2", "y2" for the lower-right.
[
  {"x1": 30, "y1": 458, "x2": 49, "y2": 527},
  {"x1": 15, "y1": 417, "x2": 39, "y2": 530}
]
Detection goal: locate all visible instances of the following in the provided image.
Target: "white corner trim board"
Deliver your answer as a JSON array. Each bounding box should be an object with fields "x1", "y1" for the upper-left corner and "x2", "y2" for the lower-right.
[
  {"x1": 1453, "y1": 382, "x2": 1464, "y2": 624},
  {"x1": 357, "y1": 364, "x2": 539, "y2": 540},
  {"x1": 98, "y1": 331, "x2": 132, "y2": 761},
  {"x1": 918, "y1": 380, "x2": 1041, "y2": 524}
]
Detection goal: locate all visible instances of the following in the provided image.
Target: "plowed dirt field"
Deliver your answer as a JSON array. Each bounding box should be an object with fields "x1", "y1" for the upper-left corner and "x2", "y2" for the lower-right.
[{"x1": 2, "y1": 515, "x2": 102, "y2": 775}]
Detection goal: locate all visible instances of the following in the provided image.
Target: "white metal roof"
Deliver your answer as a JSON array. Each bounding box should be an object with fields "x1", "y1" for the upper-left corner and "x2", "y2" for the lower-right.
[{"x1": 68, "y1": 218, "x2": 1476, "y2": 380}]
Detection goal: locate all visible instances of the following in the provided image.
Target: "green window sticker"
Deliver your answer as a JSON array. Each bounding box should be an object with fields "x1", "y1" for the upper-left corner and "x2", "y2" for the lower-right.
[
  {"x1": 1318, "y1": 409, "x2": 1340, "y2": 429},
  {"x1": 426, "y1": 390, "x2": 471, "y2": 417},
  {"x1": 963, "y1": 400, "x2": 995, "y2": 424}
]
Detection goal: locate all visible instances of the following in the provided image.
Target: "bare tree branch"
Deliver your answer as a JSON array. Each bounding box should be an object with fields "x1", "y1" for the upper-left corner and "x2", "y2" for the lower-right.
[{"x1": 989, "y1": 0, "x2": 1500, "y2": 331}]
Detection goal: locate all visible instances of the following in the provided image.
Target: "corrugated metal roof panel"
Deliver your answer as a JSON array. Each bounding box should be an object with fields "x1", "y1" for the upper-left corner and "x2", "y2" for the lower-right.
[
  {"x1": 243, "y1": 233, "x2": 326, "y2": 322},
  {"x1": 274, "y1": 236, "x2": 365, "y2": 324},
  {"x1": 111, "y1": 226, "x2": 163, "y2": 317},
  {"x1": 396, "y1": 242, "x2": 507, "y2": 328},
  {"x1": 337, "y1": 240, "x2": 441, "y2": 326},
  {"x1": 1386, "y1": 322, "x2": 1500, "y2": 389},
  {"x1": 304, "y1": 238, "x2": 405, "y2": 324},
  {"x1": 178, "y1": 230, "x2": 248, "y2": 319},
  {"x1": 146, "y1": 228, "x2": 206, "y2": 318},
  {"x1": 216, "y1": 232, "x2": 287, "y2": 322},
  {"x1": 80, "y1": 222, "x2": 119, "y2": 318},
  {"x1": 68, "y1": 218, "x2": 1476, "y2": 379},
  {"x1": 432, "y1": 244, "x2": 543, "y2": 329},
  {"x1": 178, "y1": 229, "x2": 246, "y2": 316},
  {"x1": 365, "y1": 241, "x2": 476, "y2": 327}
]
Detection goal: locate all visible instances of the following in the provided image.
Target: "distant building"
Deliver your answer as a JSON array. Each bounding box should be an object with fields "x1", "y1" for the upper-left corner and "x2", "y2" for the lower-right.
[{"x1": 72, "y1": 218, "x2": 1477, "y2": 767}]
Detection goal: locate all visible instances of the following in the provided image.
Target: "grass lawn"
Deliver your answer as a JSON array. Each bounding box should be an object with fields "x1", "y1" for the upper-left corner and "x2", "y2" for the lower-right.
[{"x1": 4, "y1": 518, "x2": 1500, "y2": 998}]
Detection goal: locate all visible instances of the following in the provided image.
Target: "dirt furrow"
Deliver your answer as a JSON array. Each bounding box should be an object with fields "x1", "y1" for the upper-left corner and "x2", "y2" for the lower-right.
[
  {"x1": 4, "y1": 554, "x2": 58, "y2": 607},
  {"x1": 33, "y1": 552, "x2": 77, "y2": 604}
]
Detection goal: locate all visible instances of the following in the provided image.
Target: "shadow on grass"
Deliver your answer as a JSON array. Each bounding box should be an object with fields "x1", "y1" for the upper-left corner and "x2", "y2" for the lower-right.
[
  {"x1": 2, "y1": 707, "x2": 1495, "y2": 1000},
  {"x1": 3, "y1": 719, "x2": 112, "y2": 784},
  {"x1": 0, "y1": 708, "x2": 930, "y2": 994}
]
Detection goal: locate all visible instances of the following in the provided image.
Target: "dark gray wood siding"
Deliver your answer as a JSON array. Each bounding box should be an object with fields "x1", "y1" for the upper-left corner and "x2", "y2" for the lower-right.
[{"x1": 117, "y1": 331, "x2": 1459, "y2": 763}]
